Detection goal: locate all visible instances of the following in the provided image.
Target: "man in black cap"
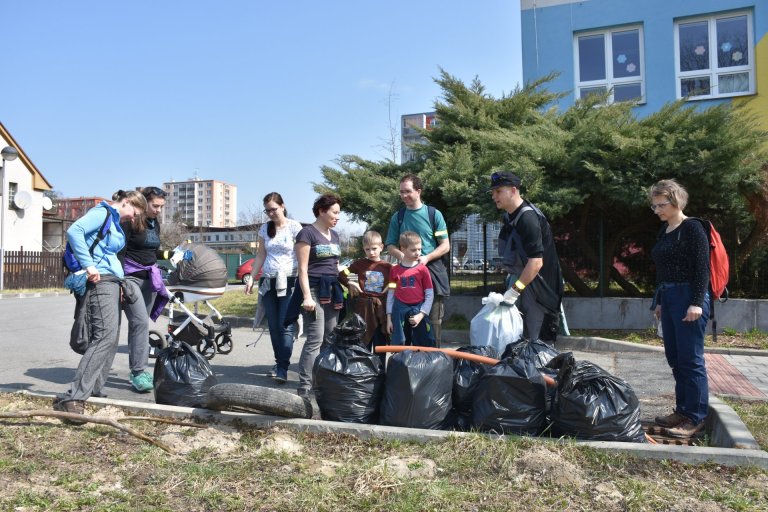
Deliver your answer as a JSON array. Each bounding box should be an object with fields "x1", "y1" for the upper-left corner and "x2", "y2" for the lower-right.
[{"x1": 489, "y1": 171, "x2": 564, "y2": 343}]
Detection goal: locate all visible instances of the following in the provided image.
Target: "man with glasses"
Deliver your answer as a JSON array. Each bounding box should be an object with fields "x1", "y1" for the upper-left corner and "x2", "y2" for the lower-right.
[
  {"x1": 490, "y1": 171, "x2": 564, "y2": 343},
  {"x1": 385, "y1": 174, "x2": 450, "y2": 347}
]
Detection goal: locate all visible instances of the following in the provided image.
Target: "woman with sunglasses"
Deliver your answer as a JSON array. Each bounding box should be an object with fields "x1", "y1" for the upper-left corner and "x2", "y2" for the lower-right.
[
  {"x1": 244, "y1": 192, "x2": 303, "y2": 384},
  {"x1": 119, "y1": 186, "x2": 169, "y2": 393},
  {"x1": 649, "y1": 179, "x2": 710, "y2": 438}
]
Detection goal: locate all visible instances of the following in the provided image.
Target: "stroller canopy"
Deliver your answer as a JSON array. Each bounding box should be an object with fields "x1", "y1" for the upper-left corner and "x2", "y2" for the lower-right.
[{"x1": 167, "y1": 242, "x2": 228, "y2": 289}]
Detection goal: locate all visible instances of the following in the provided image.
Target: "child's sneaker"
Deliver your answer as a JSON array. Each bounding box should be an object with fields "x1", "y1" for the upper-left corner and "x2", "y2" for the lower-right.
[{"x1": 130, "y1": 371, "x2": 154, "y2": 393}]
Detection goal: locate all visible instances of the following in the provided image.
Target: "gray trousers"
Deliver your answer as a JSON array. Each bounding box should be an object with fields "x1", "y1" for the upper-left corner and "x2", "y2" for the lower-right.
[
  {"x1": 62, "y1": 279, "x2": 122, "y2": 402},
  {"x1": 297, "y1": 286, "x2": 339, "y2": 393},
  {"x1": 429, "y1": 296, "x2": 445, "y2": 344},
  {"x1": 122, "y1": 275, "x2": 154, "y2": 375}
]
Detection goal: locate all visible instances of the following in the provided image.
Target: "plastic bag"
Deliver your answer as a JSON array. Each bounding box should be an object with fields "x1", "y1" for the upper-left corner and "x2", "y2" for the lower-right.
[
  {"x1": 469, "y1": 292, "x2": 524, "y2": 353},
  {"x1": 472, "y1": 355, "x2": 547, "y2": 435},
  {"x1": 546, "y1": 352, "x2": 646, "y2": 443},
  {"x1": 502, "y1": 338, "x2": 559, "y2": 369},
  {"x1": 452, "y1": 345, "x2": 499, "y2": 431},
  {"x1": 380, "y1": 350, "x2": 454, "y2": 430},
  {"x1": 313, "y1": 315, "x2": 385, "y2": 423},
  {"x1": 153, "y1": 341, "x2": 218, "y2": 408}
]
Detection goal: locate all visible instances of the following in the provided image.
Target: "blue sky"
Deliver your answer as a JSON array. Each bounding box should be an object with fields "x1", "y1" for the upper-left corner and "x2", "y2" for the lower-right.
[{"x1": 3, "y1": 1, "x2": 522, "y2": 233}]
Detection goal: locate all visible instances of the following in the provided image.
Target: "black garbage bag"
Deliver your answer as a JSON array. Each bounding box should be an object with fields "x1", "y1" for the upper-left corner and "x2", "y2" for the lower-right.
[
  {"x1": 453, "y1": 345, "x2": 499, "y2": 431},
  {"x1": 313, "y1": 316, "x2": 385, "y2": 423},
  {"x1": 153, "y1": 341, "x2": 218, "y2": 408},
  {"x1": 502, "y1": 338, "x2": 560, "y2": 414},
  {"x1": 472, "y1": 354, "x2": 547, "y2": 435},
  {"x1": 380, "y1": 350, "x2": 453, "y2": 429},
  {"x1": 501, "y1": 338, "x2": 559, "y2": 369},
  {"x1": 546, "y1": 352, "x2": 646, "y2": 443},
  {"x1": 326, "y1": 313, "x2": 368, "y2": 347}
]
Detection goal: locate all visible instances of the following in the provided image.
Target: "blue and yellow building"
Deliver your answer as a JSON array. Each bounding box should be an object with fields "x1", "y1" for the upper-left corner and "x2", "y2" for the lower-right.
[{"x1": 520, "y1": 0, "x2": 766, "y2": 131}]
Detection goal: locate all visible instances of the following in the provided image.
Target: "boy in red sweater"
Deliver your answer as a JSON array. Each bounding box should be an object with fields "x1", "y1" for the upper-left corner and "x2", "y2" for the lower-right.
[{"x1": 386, "y1": 231, "x2": 435, "y2": 346}]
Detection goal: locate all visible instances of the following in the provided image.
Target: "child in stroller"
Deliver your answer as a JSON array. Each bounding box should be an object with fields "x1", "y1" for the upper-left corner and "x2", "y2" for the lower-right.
[{"x1": 149, "y1": 242, "x2": 233, "y2": 359}]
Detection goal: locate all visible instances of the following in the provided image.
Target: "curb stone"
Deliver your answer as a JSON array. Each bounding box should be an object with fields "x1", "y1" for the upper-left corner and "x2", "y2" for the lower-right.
[{"x1": 7, "y1": 389, "x2": 766, "y2": 469}]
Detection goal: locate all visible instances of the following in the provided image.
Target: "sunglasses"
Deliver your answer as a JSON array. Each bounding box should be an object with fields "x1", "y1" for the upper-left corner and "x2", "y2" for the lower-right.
[
  {"x1": 650, "y1": 201, "x2": 671, "y2": 211},
  {"x1": 144, "y1": 186, "x2": 167, "y2": 198}
]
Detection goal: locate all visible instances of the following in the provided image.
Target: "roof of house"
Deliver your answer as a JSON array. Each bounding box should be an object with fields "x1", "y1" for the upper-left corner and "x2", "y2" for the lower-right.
[{"x1": 0, "y1": 121, "x2": 53, "y2": 191}]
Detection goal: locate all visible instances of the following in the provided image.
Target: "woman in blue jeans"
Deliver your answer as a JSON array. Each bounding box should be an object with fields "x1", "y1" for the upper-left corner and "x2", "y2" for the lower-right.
[
  {"x1": 650, "y1": 179, "x2": 711, "y2": 438},
  {"x1": 244, "y1": 192, "x2": 302, "y2": 383}
]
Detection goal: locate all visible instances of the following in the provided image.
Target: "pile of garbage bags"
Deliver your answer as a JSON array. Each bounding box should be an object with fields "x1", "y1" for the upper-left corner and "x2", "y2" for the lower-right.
[{"x1": 311, "y1": 314, "x2": 646, "y2": 443}]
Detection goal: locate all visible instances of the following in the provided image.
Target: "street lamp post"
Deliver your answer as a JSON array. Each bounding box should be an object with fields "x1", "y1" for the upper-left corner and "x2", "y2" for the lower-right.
[{"x1": 0, "y1": 146, "x2": 20, "y2": 291}]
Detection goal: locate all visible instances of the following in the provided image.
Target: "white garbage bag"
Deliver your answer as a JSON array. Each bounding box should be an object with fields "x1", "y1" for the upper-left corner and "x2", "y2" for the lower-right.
[{"x1": 469, "y1": 291, "x2": 524, "y2": 353}]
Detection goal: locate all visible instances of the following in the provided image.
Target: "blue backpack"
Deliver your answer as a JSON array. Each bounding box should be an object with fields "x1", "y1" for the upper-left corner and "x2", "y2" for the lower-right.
[{"x1": 62, "y1": 209, "x2": 113, "y2": 273}]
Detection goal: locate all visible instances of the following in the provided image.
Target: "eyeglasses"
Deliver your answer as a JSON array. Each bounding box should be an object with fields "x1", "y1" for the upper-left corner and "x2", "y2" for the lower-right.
[
  {"x1": 650, "y1": 201, "x2": 671, "y2": 211},
  {"x1": 144, "y1": 186, "x2": 166, "y2": 198},
  {"x1": 263, "y1": 207, "x2": 279, "y2": 214}
]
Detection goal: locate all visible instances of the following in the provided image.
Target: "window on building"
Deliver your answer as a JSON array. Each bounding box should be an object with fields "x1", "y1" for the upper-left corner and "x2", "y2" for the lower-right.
[
  {"x1": 675, "y1": 11, "x2": 754, "y2": 99},
  {"x1": 575, "y1": 26, "x2": 644, "y2": 104},
  {"x1": 7, "y1": 182, "x2": 17, "y2": 210}
]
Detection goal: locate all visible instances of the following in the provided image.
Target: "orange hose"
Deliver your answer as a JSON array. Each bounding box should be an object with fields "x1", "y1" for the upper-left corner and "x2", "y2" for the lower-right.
[
  {"x1": 374, "y1": 345, "x2": 557, "y2": 388},
  {"x1": 645, "y1": 433, "x2": 659, "y2": 445}
]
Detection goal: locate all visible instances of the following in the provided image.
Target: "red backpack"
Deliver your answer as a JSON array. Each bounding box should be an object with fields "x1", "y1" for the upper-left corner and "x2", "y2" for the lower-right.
[{"x1": 689, "y1": 218, "x2": 729, "y2": 301}]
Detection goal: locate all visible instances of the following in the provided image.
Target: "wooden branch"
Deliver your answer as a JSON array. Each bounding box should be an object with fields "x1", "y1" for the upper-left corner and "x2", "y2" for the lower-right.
[{"x1": 0, "y1": 409, "x2": 180, "y2": 455}]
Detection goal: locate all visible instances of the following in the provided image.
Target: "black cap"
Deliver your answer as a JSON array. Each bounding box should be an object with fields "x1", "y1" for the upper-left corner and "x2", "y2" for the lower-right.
[{"x1": 488, "y1": 171, "x2": 522, "y2": 190}]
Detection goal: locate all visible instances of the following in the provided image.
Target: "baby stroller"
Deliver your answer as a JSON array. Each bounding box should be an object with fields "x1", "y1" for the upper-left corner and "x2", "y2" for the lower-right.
[{"x1": 151, "y1": 242, "x2": 233, "y2": 360}]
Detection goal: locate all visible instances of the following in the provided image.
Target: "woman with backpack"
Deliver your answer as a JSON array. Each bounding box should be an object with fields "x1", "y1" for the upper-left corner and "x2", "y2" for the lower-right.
[
  {"x1": 119, "y1": 186, "x2": 168, "y2": 393},
  {"x1": 649, "y1": 179, "x2": 710, "y2": 438},
  {"x1": 53, "y1": 190, "x2": 147, "y2": 422}
]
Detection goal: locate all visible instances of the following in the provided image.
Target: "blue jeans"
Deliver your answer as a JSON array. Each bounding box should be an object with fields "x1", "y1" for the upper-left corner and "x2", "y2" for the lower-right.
[
  {"x1": 659, "y1": 282, "x2": 710, "y2": 425},
  {"x1": 390, "y1": 299, "x2": 435, "y2": 347},
  {"x1": 260, "y1": 276, "x2": 296, "y2": 371}
]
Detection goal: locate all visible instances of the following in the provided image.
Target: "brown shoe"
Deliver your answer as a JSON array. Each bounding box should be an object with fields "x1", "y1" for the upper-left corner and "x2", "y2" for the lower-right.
[
  {"x1": 654, "y1": 411, "x2": 687, "y2": 428},
  {"x1": 665, "y1": 418, "x2": 704, "y2": 438},
  {"x1": 52, "y1": 398, "x2": 87, "y2": 425}
]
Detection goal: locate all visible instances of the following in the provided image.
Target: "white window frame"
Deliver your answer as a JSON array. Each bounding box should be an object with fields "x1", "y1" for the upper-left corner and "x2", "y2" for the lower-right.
[
  {"x1": 674, "y1": 10, "x2": 755, "y2": 100},
  {"x1": 573, "y1": 25, "x2": 645, "y2": 104}
]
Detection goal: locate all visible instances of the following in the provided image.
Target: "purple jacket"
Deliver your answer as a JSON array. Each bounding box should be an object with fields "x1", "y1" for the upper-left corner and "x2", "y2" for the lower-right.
[{"x1": 123, "y1": 258, "x2": 169, "y2": 321}]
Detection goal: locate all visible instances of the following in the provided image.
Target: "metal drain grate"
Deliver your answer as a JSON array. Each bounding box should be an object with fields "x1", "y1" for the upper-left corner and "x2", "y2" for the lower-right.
[{"x1": 644, "y1": 424, "x2": 705, "y2": 446}]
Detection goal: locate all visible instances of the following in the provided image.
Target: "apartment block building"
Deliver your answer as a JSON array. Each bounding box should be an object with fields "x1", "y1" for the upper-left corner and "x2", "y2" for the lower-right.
[
  {"x1": 161, "y1": 178, "x2": 237, "y2": 228},
  {"x1": 401, "y1": 112, "x2": 438, "y2": 163},
  {"x1": 56, "y1": 196, "x2": 107, "y2": 220}
]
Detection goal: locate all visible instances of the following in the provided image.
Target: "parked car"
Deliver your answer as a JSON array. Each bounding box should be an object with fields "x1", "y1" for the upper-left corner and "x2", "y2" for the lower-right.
[
  {"x1": 236, "y1": 258, "x2": 263, "y2": 285},
  {"x1": 463, "y1": 259, "x2": 489, "y2": 270}
]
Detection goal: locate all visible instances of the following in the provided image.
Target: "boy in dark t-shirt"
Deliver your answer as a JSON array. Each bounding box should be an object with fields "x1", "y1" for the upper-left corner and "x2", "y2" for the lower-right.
[{"x1": 338, "y1": 230, "x2": 392, "y2": 349}]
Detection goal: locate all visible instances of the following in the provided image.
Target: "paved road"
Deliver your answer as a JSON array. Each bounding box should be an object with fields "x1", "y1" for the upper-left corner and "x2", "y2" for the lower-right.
[
  {"x1": 0, "y1": 294, "x2": 281, "y2": 403},
  {"x1": 0, "y1": 294, "x2": 681, "y2": 421}
]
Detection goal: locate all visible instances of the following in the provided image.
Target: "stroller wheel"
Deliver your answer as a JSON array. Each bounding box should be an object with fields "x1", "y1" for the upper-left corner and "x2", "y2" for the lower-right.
[
  {"x1": 148, "y1": 330, "x2": 167, "y2": 359},
  {"x1": 215, "y1": 333, "x2": 233, "y2": 354},
  {"x1": 197, "y1": 338, "x2": 217, "y2": 360}
]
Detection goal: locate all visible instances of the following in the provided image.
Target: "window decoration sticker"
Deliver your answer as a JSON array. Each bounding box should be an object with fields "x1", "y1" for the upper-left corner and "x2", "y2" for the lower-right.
[
  {"x1": 721, "y1": 42, "x2": 732, "y2": 52},
  {"x1": 694, "y1": 45, "x2": 706, "y2": 56},
  {"x1": 616, "y1": 54, "x2": 627, "y2": 64},
  {"x1": 732, "y1": 51, "x2": 743, "y2": 62},
  {"x1": 626, "y1": 63, "x2": 636, "y2": 73}
]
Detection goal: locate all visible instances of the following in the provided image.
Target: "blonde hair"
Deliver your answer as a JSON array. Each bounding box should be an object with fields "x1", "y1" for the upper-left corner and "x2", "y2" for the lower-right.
[
  {"x1": 362, "y1": 230, "x2": 383, "y2": 246},
  {"x1": 112, "y1": 189, "x2": 147, "y2": 209},
  {"x1": 648, "y1": 179, "x2": 688, "y2": 210},
  {"x1": 399, "y1": 231, "x2": 421, "y2": 249}
]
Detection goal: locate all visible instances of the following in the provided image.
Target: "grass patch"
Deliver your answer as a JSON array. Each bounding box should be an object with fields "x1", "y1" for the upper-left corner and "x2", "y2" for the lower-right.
[
  {"x1": 210, "y1": 289, "x2": 258, "y2": 318},
  {"x1": 443, "y1": 313, "x2": 470, "y2": 330},
  {"x1": 724, "y1": 399, "x2": 768, "y2": 451},
  {"x1": 1, "y1": 393, "x2": 767, "y2": 511}
]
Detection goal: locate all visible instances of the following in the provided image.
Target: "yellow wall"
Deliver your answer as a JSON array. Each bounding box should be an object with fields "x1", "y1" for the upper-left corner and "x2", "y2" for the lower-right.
[{"x1": 734, "y1": 32, "x2": 768, "y2": 138}]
